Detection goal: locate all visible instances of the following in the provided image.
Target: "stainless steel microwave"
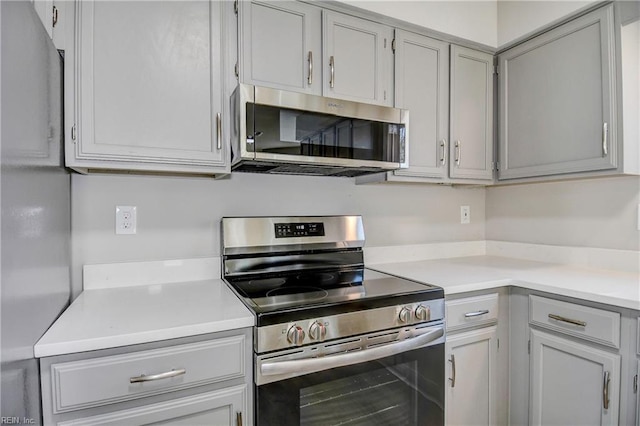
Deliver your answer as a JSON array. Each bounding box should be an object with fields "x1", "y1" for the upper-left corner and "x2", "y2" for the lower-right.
[{"x1": 230, "y1": 84, "x2": 409, "y2": 177}]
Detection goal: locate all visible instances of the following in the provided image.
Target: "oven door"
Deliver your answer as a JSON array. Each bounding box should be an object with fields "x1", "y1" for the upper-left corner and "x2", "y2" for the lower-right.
[{"x1": 255, "y1": 324, "x2": 445, "y2": 426}]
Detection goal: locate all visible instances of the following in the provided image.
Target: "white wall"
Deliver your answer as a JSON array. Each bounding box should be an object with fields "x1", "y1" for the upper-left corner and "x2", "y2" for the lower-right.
[
  {"x1": 497, "y1": 0, "x2": 594, "y2": 46},
  {"x1": 341, "y1": 0, "x2": 498, "y2": 47},
  {"x1": 486, "y1": 177, "x2": 640, "y2": 251},
  {"x1": 71, "y1": 173, "x2": 485, "y2": 297}
]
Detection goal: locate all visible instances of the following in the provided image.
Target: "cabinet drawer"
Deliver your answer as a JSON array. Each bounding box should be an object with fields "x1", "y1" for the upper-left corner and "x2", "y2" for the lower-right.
[
  {"x1": 50, "y1": 335, "x2": 246, "y2": 413},
  {"x1": 529, "y1": 295, "x2": 620, "y2": 348},
  {"x1": 446, "y1": 293, "x2": 499, "y2": 331}
]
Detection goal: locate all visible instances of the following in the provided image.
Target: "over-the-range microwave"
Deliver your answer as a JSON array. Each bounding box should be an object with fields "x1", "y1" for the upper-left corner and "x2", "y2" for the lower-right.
[{"x1": 230, "y1": 84, "x2": 409, "y2": 177}]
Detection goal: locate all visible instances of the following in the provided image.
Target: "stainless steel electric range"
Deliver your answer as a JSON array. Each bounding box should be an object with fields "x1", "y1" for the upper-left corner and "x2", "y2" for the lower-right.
[{"x1": 221, "y1": 216, "x2": 445, "y2": 426}]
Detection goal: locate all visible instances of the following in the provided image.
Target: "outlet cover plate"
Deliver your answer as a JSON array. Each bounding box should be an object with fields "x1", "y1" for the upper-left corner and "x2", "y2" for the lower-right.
[
  {"x1": 461, "y1": 206, "x2": 470, "y2": 224},
  {"x1": 116, "y1": 206, "x2": 137, "y2": 235}
]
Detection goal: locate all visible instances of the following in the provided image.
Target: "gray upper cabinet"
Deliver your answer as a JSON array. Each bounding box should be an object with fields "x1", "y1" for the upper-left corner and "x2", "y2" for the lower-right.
[
  {"x1": 498, "y1": 5, "x2": 616, "y2": 180},
  {"x1": 323, "y1": 11, "x2": 394, "y2": 106},
  {"x1": 240, "y1": 1, "x2": 322, "y2": 95},
  {"x1": 393, "y1": 30, "x2": 449, "y2": 179},
  {"x1": 361, "y1": 33, "x2": 494, "y2": 185},
  {"x1": 239, "y1": 4, "x2": 393, "y2": 106},
  {"x1": 450, "y1": 45, "x2": 494, "y2": 180},
  {"x1": 67, "y1": 0, "x2": 229, "y2": 175}
]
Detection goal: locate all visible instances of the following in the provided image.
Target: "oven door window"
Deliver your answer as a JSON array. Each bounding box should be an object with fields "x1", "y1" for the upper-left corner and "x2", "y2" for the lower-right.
[{"x1": 257, "y1": 345, "x2": 444, "y2": 426}]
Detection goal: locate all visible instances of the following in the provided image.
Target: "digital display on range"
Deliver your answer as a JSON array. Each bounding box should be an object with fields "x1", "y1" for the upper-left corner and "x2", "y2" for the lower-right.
[{"x1": 274, "y1": 222, "x2": 325, "y2": 238}]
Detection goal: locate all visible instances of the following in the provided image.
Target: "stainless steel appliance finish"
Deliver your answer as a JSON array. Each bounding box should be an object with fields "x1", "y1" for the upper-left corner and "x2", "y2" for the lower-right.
[
  {"x1": 221, "y1": 216, "x2": 445, "y2": 425},
  {"x1": 222, "y1": 215, "x2": 365, "y2": 256},
  {"x1": 230, "y1": 84, "x2": 409, "y2": 177}
]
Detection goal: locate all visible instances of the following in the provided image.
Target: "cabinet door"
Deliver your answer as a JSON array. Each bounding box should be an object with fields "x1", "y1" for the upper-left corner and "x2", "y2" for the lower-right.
[
  {"x1": 72, "y1": 1, "x2": 226, "y2": 172},
  {"x1": 636, "y1": 359, "x2": 639, "y2": 426},
  {"x1": 241, "y1": 1, "x2": 321, "y2": 95},
  {"x1": 393, "y1": 30, "x2": 449, "y2": 179},
  {"x1": 323, "y1": 12, "x2": 393, "y2": 106},
  {"x1": 445, "y1": 326, "x2": 498, "y2": 426},
  {"x1": 57, "y1": 385, "x2": 247, "y2": 426},
  {"x1": 530, "y1": 329, "x2": 620, "y2": 426},
  {"x1": 498, "y1": 5, "x2": 616, "y2": 180},
  {"x1": 449, "y1": 45, "x2": 494, "y2": 180}
]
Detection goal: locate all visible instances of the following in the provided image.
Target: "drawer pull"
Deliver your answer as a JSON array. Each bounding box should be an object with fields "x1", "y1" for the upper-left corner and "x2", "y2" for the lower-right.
[
  {"x1": 548, "y1": 314, "x2": 586, "y2": 327},
  {"x1": 603, "y1": 371, "x2": 610, "y2": 409},
  {"x1": 465, "y1": 309, "x2": 490, "y2": 318},
  {"x1": 130, "y1": 368, "x2": 186, "y2": 383}
]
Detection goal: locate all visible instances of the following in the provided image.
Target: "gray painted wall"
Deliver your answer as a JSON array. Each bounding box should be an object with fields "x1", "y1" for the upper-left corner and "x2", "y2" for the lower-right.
[
  {"x1": 71, "y1": 173, "x2": 485, "y2": 297},
  {"x1": 486, "y1": 176, "x2": 640, "y2": 251}
]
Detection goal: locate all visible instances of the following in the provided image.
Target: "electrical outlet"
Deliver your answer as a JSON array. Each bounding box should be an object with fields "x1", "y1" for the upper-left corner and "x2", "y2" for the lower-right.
[
  {"x1": 115, "y1": 206, "x2": 137, "y2": 235},
  {"x1": 460, "y1": 206, "x2": 470, "y2": 224}
]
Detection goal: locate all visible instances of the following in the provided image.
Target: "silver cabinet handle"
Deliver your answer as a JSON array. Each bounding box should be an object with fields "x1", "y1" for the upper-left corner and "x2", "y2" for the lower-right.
[
  {"x1": 455, "y1": 140, "x2": 461, "y2": 166},
  {"x1": 465, "y1": 309, "x2": 490, "y2": 318},
  {"x1": 52, "y1": 5, "x2": 58, "y2": 27},
  {"x1": 440, "y1": 139, "x2": 447, "y2": 166},
  {"x1": 603, "y1": 371, "x2": 610, "y2": 409},
  {"x1": 262, "y1": 327, "x2": 444, "y2": 377},
  {"x1": 548, "y1": 313, "x2": 586, "y2": 327},
  {"x1": 329, "y1": 56, "x2": 335, "y2": 89},
  {"x1": 449, "y1": 354, "x2": 456, "y2": 387},
  {"x1": 602, "y1": 122, "x2": 608, "y2": 156},
  {"x1": 236, "y1": 412, "x2": 243, "y2": 426},
  {"x1": 307, "y1": 51, "x2": 313, "y2": 85},
  {"x1": 216, "y1": 112, "x2": 222, "y2": 150},
  {"x1": 130, "y1": 368, "x2": 186, "y2": 383}
]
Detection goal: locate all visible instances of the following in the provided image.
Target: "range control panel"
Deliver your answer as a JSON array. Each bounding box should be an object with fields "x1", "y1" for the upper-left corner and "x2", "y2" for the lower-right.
[
  {"x1": 274, "y1": 222, "x2": 325, "y2": 238},
  {"x1": 255, "y1": 299, "x2": 445, "y2": 353}
]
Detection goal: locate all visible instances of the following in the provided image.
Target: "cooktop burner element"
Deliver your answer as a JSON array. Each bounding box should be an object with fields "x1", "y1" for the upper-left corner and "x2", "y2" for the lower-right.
[{"x1": 221, "y1": 216, "x2": 444, "y2": 350}]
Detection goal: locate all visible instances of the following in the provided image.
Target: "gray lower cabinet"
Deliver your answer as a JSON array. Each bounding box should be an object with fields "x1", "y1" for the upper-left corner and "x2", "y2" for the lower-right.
[
  {"x1": 445, "y1": 326, "x2": 498, "y2": 425},
  {"x1": 498, "y1": 4, "x2": 617, "y2": 180},
  {"x1": 444, "y1": 293, "x2": 502, "y2": 425},
  {"x1": 637, "y1": 317, "x2": 640, "y2": 426},
  {"x1": 240, "y1": 1, "x2": 322, "y2": 96},
  {"x1": 40, "y1": 329, "x2": 252, "y2": 426},
  {"x1": 528, "y1": 295, "x2": 623, "y2": 425},
  {"x1": 322, "y1": 11, "x2": 393, "y2": 106},
  {"x1": 636, "y1": 359, "x2": 639, "y2": 426},
  {"x1": 530, "y1": 329, "x2": 620, "y2": 425},
  {"x1": 56, "y1": 386, "x2": 247, "y2": 426},
  {"x1": 449, "y1": 45, "x2": 494, "y2": 181},
  {"x1": 66, "y1": 0, "x2": 230, "y2": 175}
]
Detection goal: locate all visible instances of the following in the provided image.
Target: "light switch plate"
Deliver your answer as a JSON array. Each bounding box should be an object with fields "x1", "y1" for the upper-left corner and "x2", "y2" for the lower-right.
[{"x1": 115, "y1": 206, "x2": 137, "y2": 235}]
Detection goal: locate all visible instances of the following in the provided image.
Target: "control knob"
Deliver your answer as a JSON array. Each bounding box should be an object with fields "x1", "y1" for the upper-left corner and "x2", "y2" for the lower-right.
[
  {"x1": 309, "y1": 321, "x2": 327, "y2": 341},
  {"x1": 287, "y1": 325, "x2": 305, "y2": 346},
  {"x1": 398, "y1": 307, "x2": 412, "y2": 323},
  {"x1": 415, "y1": 305, "x2": 431, "y2": 321}
]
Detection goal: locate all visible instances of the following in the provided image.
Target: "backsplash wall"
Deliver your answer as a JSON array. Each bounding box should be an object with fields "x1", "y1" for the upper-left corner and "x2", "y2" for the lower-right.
[
  {"x1": 71, "y1": 173, "x2": 486, "y2": 298},
  {"x1": 486, "y1": 176, "x2": 640, "y2": 251}
]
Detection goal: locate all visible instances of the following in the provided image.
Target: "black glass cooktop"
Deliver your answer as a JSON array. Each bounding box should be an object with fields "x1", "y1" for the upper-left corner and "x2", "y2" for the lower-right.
[
  {"x1": 224, "y1": 268, "x2": 444, "y2": 326},
  {"x1": 227, "y1": 269, "x2": 364, "y2": 299}
]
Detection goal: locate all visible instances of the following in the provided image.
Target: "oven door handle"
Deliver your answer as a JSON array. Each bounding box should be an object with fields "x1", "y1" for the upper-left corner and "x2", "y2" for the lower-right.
[{"x1": 261, "y1": 327, "x2": 444, "y2": 377}]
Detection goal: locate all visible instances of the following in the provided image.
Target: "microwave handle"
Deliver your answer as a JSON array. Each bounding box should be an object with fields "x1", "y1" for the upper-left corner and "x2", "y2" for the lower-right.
[{"x1": 261, "y1": 326, "x2": 444, "y2": 377}]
